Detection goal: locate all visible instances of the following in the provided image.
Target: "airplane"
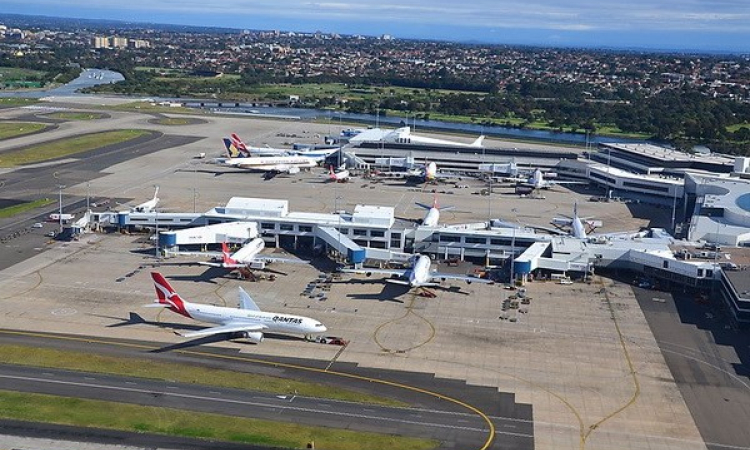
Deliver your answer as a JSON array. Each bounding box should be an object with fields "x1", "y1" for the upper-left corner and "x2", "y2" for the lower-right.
[
  {"x1": 228, "y1": 134, "x2": 340, "y2": 163},
  {"x1": 228, "y1": 133, "x2": 291, "y2": 157},
  {"x1": 551, "y1": 203, "x2": 602, "y2": 239},
  {"x1": 383, "y1": 127, "x2": 485, "y2": 149},
  {"x1": 516, "y1": 169, "x2": 583, "y2": 191},
  {"x1": 219, "y1": 148, "x2": 318, "y2": 175},
  {"x1": 132, "y1": 186, "x2": 160, "y2": 213},
  {"x1": 324, "y1": 165, "x2": 351, "y2": 183},
  {"x1": 341, "y1": 254, "x2": 493, "y2": 288},
  {"x1": 146, "y1": 272, "x2": 327, "y2": 343},
  {"x1": 415, "y1": 195, "x2": 453, "y2": 227},
  {"x1": 116, "y1": 186, "x2": 160, "y2": 213},
  {"x1": 199, "y1": 240, "x2": 309, "y2": 270}
]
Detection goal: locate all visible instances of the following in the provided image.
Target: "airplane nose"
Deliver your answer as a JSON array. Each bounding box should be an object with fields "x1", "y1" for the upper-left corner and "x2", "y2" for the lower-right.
[{"x1": 319, "y1": 325, "x2": 327, "y2": 333}]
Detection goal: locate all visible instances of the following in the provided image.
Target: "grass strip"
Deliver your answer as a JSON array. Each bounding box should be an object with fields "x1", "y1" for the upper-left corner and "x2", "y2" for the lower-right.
[
  {"x1": 0, "y1": 198, "x2": 53, "y2": 218},
  {"x1": 0, "y1": 129, "x2": 151, "y2": 168},
  {"x1": 0, "y1": 98, "x2": 39, "y2": 108},
  {"x1": 0, "y1": 122, "x2": 47, "y2": 139},
  {"x1": 0, "y1": 344, "x2": 403, "y2": 407},
  {"x1": 0, "y1": 390, "x2": 436, "y2": 450},
  {"x1": 153, "y1": 117, "x2": 193, "y2": 125},
  {"x1": 46, "y1": 112, "x2": 104, "y2": 121}
]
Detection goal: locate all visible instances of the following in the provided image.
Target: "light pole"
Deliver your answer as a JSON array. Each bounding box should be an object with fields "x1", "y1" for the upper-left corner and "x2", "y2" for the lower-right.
[
  {"x1": 58, "y1": 184, "x2": 65, "y2": 232},
  {"x1": 86, "y1": 181, "x2": 91, "y2": 212}
]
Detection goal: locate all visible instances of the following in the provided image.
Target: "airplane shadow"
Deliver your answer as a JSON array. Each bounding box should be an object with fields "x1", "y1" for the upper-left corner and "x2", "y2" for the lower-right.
[{"x1": 151, "y1": 332, "x2": 302, "y2": 353}]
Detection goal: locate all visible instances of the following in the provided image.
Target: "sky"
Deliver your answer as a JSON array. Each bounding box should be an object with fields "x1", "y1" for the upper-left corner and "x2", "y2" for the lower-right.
[{"x1": 3, "y1": 0, "x2": 750, "y2": 52}]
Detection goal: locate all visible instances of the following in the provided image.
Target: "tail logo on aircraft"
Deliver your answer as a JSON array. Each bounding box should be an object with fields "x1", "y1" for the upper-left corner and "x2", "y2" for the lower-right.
[{"x1": 152, "y1": 273, "x2": 191, "y2": 318}]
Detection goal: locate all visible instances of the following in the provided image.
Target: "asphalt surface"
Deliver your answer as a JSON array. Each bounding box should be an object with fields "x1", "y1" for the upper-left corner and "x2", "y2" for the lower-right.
[
  {"x1": 634, "y1": 285, "x2": 750, "y2": 450},
  {"x1": 0, "y1": 329, "x2": 534, "y2": 450},
  {"x1": 0, "y1": 131, "x2": 202, "y2": 271}
]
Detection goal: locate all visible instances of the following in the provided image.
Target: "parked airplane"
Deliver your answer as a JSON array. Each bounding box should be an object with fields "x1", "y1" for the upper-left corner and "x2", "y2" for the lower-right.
[
  {"x1": 416, "y1": 195, "x2": 453, "y2": 227},
  {"x1": 341, "y1": 254, "x2": 492, "y2": 288},
  {"x1": 116, "y1": 186, "x2": 160, "y2": 213},
  {"x1": 228, "y1": 134, "x2": 340, "y2": 162},
  {"x1": 146, "y1": 272, "x2": 327, "y2": 342},
  {"x1": 324, "y1": 165, "x2": 351, "y2": 183},
  {"x1": 384, "y1": 127, "x2": 485, "y2": 149},
  {"x1": 132, "y1": 186, "x2": 160, "y2": 213},
  {"x1": 199, "y1": 240, "x2": 308, "y2": 270},
  {"x1": 228, "y1": 133, "x2": 290, "y2": 157},
  {"x1": 518, "y1": 169, "x2": 583, "y2": 190},
  {"x1": 219, "y1": 149, "x2": 318, "y2": 175},
  {"x1": 551, "y1": 203, "x2": 602, "y2": 239}
]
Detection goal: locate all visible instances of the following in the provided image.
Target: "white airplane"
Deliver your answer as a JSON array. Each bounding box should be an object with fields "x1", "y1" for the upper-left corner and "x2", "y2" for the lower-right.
[
  {"x1": 384, "y1": 127, "x2": 485, "y2": 149},
  {"x1": 227, "y1": 133, "x2": 289, "y2": 157},
  {"x1": 341, "y1": 254, "x2": 493, "y2": 288},
  {"x1": 220, "y1": 154, "x2": 318, "y2": 174},
  {"x1": 132, "y1": 186, "x2": 160, "y2": 213},
  {"x1": 416, "y1": 195, "x2": 453, "y2": 227},
  {"x1": 199, "y1": 240, "x2": 308, "y2": 270},
  {"x1": 324, "y1": 165, "x2": 350, "y2": 183},
  {"x1": 146, "y1": 272, "x2": 326, "y2": 342},
  {"x1": 517, "y1": 169, "x2": 583, "y2": 190},
  {"x1": 117, "y1": 187, "x2": 160, "y2": 213},
  {"x1": 551, "y1": 203, "x2": 603, "y2": 239},
  {"x1": 229, "y1": 134, "x2": 340, "y2": 163}
]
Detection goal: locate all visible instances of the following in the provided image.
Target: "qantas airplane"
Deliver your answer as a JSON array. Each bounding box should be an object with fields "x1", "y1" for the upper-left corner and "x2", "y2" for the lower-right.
[
  {"x1": 228, "y1": 133, "x2": 340, "y2": 162},
  {"x1": 341, "y1": 254, "x2": 493, "y2": 288},
  {"x1": 146, "y1": 272, "x2": 327, "y2": 342},
  {"x1": 199, "y1": 240, "x2": 308, "y2": 270},
  {"x1": 324, "y1": 165, "x2": 351, "y2": 183}
]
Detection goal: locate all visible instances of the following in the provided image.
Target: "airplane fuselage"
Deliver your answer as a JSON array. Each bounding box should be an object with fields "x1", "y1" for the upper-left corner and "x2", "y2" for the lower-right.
[
  {"x1": 178, "y1": 301, "x2": 324, "y2": 335},
  {"x1": 408, "y1": 255, "x2": 433, "y2": 287},
  {"x1": 422, "y1": 208, "x2": 440, "y2": 227}
]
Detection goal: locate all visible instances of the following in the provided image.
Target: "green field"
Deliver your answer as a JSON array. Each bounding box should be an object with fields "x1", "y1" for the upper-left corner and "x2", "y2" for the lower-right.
[
  {"x1": 0, "y1": 390, "x2": 436, "y2": 450},
  {"x1": 0, "y1": 66, "x2": 46, "y2": 80},
  {"x1": 0, "y1": 122, "x2": 47, "y2": 139},
  {"x1": 727, "y1": 123, "x2": 750, "y2": 132},
  {"x1": 46, "y1": 112, "x2": 105, "y2": 121},
  {"x1": 0, "y1": 344, "x2": 402, "y2": 407},
  {"x1": 0, "y1": 98, "x2": 39, "y2": 108},
  {"x1": 0, "y1": 129, "x2": 151, "y2": 167},
  {"x1": 0, "y1": 198, "x2": 53, "y2": 219},
  {"x1": 111, "y1": 101, "x2": 200, "y2": 115},
  {"x1": 152, "y1": 117, "x2": 194, "y2": 125}
]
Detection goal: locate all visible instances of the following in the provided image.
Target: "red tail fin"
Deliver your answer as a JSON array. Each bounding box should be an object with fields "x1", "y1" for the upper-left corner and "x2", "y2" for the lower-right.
[
  {"x1": 221, "y1": 242, "x2": 236, "y2": 265},
  {"x1": 432, "y1": 193, "x2": 439, "y2": 209},
  {"x1": 230, "y1": 133, "x2": 247, "y2": 151},
  {"x1": 151, "y1": 272, "x2": 191, "y2": 318}
]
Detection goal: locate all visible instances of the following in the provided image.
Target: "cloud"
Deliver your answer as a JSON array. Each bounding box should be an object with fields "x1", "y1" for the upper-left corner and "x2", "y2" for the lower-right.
[{"x1": 6, "y1": 0, "x2": 750, "y2": 35}]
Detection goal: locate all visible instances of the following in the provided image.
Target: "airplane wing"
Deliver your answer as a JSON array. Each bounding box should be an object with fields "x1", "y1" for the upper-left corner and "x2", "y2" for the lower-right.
[
  {"x1": 179, "y1": 322, "x2": 267, "y2": 339},
  {"x1": 198, "y1": 262, "x2": 247, "y2": 269},
  {"x1": 429, "y1": 272, "x2": 494, "y2": 284},
  {"x1": 255, "y1": 255, "x2": 309, "y2": 265},
  {"x1": 341, "y1": 268, "x2": 408, "y2": 277}
]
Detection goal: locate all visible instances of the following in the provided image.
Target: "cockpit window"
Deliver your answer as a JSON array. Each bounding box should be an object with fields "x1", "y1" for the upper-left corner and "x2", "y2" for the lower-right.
[{"x1": 315, "y1": 323, "x2": 324, "y2": 327}]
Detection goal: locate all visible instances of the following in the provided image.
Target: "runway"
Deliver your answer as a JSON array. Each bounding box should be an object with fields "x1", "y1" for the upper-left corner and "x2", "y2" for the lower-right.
[{"x1": 0, "y1": 329, "x2": 535, "y2": 450}]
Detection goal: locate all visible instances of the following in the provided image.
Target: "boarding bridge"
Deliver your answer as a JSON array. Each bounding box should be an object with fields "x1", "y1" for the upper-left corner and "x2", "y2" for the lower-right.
[
  {"x1": 341, "y1": 150, "x2": 369, "y2": 170},
  {"x1": 159, "y1": 222, "x2": 259, "y2": 249},
  {"x1": 315, "y1": 226, "x2": 365, "y2": 264}
]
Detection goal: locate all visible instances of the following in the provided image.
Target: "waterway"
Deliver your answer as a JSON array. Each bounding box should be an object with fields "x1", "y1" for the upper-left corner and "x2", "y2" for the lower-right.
[{"x1": 2, "y1": 68, "x2": 645, "y2": 146}]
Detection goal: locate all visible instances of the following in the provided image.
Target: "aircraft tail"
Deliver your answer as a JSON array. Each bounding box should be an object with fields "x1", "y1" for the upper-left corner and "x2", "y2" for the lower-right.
[
  {"x1": 150, "y1": 272, "x2": 191, "y2": 318},
  {"x1": 152, "y1": 186, "x2": 159, "y2": 202},
  {"x1": 230, "y1": 133, "x2": 248, "y2": 152},
  {"x1": 221, "y1": 242, "x2": 237, "y2": 266},
  {"x1": 223, "y1": 138, "x2": 244, "y2": 158},
  {"x1": 471, "y1": 135, "x2": 485, "y2": 147}
]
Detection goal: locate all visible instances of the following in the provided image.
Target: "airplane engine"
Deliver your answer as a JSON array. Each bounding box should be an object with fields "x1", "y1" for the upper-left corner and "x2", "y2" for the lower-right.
[
  {"x1": 232, "y1": 331, "x2": 264, "y2": 344},
  {"x1": 365, "y1": 272, "x2": 372, "y2": 277},
  {"x1": 288, "y1": 166, "x2": 301, "y2": 174}
]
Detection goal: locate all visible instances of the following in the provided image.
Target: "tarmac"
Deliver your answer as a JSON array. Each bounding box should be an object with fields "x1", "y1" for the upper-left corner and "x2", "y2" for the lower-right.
[{"x1": 0, "y1": 102, "x2": 713, "y2": 450}]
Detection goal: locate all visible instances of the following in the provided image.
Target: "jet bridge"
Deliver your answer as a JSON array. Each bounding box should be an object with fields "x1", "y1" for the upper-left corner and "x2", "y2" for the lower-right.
[{"x1": 315, "y1": 226, "x2": 365, "y2": 263}]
